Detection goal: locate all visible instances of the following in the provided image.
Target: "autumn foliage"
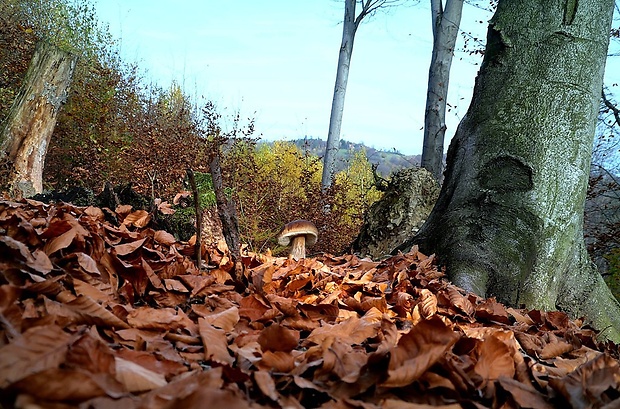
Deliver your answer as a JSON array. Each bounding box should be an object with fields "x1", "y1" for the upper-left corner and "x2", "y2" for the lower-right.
[{"x1": 1, "y1": 198, "x2": 619, "y2": 408}]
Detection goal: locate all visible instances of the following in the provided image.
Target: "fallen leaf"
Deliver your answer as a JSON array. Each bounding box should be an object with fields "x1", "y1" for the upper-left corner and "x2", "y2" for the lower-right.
[
  {"x1": 474, "y1": 333, "x2": 515, "y2": 386},
  {"x1": 113, "y1": 237, "x2": 147, "y2": 256},
  {"x1": 258, "y1": 324, "x2": 300, "y2": 353},
  {"x1": 199, "y1": 318, "x2": 234, "y2": 365},
  {"x1": 383, "y1": 317, "x2": 460, "y2": 388},
  {"x1": 122, "y1": 210, "x2": 151, "y2": 228},
  {"x1": 0, "y1": 324, "x2": 70, "y2": 387},
  {"x1": 114, "y1": 357, "x2": 167, "y2": 392}
]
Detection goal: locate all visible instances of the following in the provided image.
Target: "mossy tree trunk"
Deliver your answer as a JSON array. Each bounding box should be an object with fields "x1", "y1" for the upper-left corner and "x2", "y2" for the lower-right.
[
  {"x1": 403, "y1": 0, "x2": 620, "y2": 340},
  {"x1": 0, "y1": 41, "x2": 77, "y2": 196}
]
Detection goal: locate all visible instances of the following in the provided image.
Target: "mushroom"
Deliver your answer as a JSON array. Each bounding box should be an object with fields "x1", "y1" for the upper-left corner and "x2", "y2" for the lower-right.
[{"x1": 277, "y1": 220, "x2": 318, "y2": 260}]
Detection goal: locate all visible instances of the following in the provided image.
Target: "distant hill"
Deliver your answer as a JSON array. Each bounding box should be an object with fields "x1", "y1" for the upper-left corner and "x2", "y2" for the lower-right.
[{"x1": 260, "y1": 138, "x2": 421, "y2": 177}]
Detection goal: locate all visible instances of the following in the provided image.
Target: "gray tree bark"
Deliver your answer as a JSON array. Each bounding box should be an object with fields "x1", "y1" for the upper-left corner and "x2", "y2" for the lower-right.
[
  {"x1": 321, "y1": 0, "x2": 405, "y2": 189},
  {"x1": 322, "y1": 0, "x2": 357, "y2": 190},
  {"x1": 421, "y1": 0, "x2": 464, "y2": 182},
  {"x1": 402, "y1": 0, "x2": 620, "y2": 341},
  {"x1": 0, "y1": 41, "x2": 77, "y2": 197}
]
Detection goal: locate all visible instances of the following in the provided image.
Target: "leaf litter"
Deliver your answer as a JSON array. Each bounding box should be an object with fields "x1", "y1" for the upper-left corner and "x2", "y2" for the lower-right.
[{"x1": 0, "y1": 198, "x2": 619, "y2": 408}]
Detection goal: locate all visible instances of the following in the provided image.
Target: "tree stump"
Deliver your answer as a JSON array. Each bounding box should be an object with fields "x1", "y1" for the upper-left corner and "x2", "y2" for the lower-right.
[
  {"x1": 351, "y1": 167, "x2": 439, "y2": 259},
  {"x1": 0, "y1": 41, "x2": 77, "y2": 197}
]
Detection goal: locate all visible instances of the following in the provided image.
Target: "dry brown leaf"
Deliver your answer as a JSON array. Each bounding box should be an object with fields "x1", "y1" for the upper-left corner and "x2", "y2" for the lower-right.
[
  {"x1": 474, "y1": 334, "x2": 515, "y2": 385},
  {"x1": 114, "y1": 357, "x2": 167, "y2": 392},
  {"x1": 154, "y1": 230, "x2": 176, "y2": 246},
  {"x1": 198, "y1": 306, "x2": 240, "y2": 332},
  {"x1": 447, "y1": 286, "x2": 475, "y2": 316},
  {"x1": 76, "y1": 252, "x2": 101, "y2": 275},
  {"x1": 116, "y1": 348, "x2": 187, "y2": 378},
  {"x1": 381, "y1": 400, "x2": 462, "y2": 409},
  {"x1": 549, "y1": 353, "x2": 620, "y2": 408},
  {"x1": 122, "y1": 210, "x2": 151, "y2": 228},
  {"x1": 258, "y1": 350, "x2": 296, "y2": 372},
  {"x1": 126, "y1": 307, "x2": 191, "y2": 331},
  {"x1": 507, "y1": 307, "x2": 535, "y2": 326},
  {"x1": 9, "y1": 368, "x2": 111, "y2": 401},
  {"x1": 540, "y1": 338, "x2": 574, "y2": 360},
  {"x1": 320, "y1": 338, "x2": 368, "y2": 383},
  {"x1": 199, "y1": 318, "x2": 234, "y2": 365},
  {"x1": 0, "y1": 324, "x2": 71, "y2": 387},
  {"x1": 160, "y1": 386, "x2": 252, "y2": 409},
  {"x1": 29, "y1": 249, "x2": 53, "y2": 274},
  {"x1": 66, "y1": 295, "x2": 130, "y2": 329},
  {"x1": 84, "y1": 206, "x2": 105, "y2": 221},
  {"x1": 144, "y1": 258, "x2": 165, "y2": 290},
  {"x1": 43, "y1": 227, "x2": 77, "y2": 255},
  {"x1": 476, "y1": 297, "x2": 510, "y2": 324},
  {"x1": 383, "y1": 317, "x2": 460, "y2": 388},
  {"x1": 254, "y1": 370, "x2": 279, "y2": 401},
  {"x1": 163, "y1": 278, "x2": 189, "y2": 293},
  {"x1": 306, "y1": 307, "x2": 382, "y2": 346},
  {"x1": 113, "y1": 237, "x2": 147, "y2": 256},
  {"x1": 299, "y1": 303, "x2": 340, "y2": 322},
  {"x1": 65, "y1": 333, "x2": 116, "y2": 375},
  {"x1": 498, "y1": 377, "x2": 554, "y2": 409},
  {"x1": 418, "y1": 288, "x2": 438, "y2": 319},
  {"x1": 73, "y1": 278, "x2": 111, "y2": 302},
  {"x1": 258, "y1": 323, "x2": 300, "y2": 353}
]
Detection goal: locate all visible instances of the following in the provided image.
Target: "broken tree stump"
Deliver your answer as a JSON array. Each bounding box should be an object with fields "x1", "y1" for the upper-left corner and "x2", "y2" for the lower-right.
[{"x1": 0, "y1": 41, "x2": 77, "y2": 197}]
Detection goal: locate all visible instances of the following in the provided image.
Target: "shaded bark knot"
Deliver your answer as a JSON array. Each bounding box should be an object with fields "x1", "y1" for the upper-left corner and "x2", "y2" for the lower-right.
[{"x1": 478, "y1": 155, "x2": 533, "y2": 193}]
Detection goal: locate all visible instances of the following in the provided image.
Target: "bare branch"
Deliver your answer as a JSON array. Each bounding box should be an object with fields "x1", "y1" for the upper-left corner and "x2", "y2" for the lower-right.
[
  {"x1": 355, "y1": 0, "x2": 412, "y2": 27},
  {"x1": 602, "y1": 89, "x2": 620, "y2": 128}
]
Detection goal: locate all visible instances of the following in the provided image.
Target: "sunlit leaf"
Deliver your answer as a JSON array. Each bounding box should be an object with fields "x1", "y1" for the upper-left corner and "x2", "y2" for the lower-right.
[
  {"x1": 199, "y1": 318, "x2": 234, "y2": 365},
  {"x1": 114, "y1": 357, "x2": 167, "y2": 392}
]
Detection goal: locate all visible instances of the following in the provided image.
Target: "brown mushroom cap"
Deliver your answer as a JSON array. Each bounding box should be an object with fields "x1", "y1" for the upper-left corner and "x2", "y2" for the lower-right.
[{"x1": 277, "y1": 220, "x2": 318, "y2": 247}]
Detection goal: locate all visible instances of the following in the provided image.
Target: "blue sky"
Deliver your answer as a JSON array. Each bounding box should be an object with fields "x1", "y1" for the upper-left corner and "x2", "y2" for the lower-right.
[{"x1": 92, "y1": 1, "x2": 618, "y2": 155}]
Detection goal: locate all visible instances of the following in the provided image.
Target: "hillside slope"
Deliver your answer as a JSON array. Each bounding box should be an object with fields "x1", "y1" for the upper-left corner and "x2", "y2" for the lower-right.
[{"x1": 261, "y1": 138, "x2": 421, "y2": 176}]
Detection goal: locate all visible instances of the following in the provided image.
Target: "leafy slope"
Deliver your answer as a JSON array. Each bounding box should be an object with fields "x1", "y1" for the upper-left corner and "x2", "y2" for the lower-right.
[{"x1": 0, "y1": 199, "x2": 619, "y2": 408}]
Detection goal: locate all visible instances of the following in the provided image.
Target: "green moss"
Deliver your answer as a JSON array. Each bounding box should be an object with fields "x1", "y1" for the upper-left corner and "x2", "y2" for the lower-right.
[{"x1": 604, "y1": 248, "x2": 620, "y2": 301}]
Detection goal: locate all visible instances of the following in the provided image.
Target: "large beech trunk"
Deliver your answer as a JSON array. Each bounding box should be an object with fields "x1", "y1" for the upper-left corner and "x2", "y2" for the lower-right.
[
  {"x1": 0, "y1": 41, "x2": 77, "y2": 196},
  {"x1": 403, "y1": 0, "x2": 620, "y2": 340}
]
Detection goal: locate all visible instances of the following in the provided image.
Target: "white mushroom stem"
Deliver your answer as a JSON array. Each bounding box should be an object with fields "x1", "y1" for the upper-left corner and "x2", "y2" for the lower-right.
[{"x1": 289, "y1": 235, "x2": 307, "y2": 260}]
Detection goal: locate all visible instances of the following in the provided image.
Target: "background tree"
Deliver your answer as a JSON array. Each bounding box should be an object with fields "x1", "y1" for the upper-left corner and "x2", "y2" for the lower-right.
[
  {"x1": 400, "y1": 0, "x2": 620, "y2": 340},
  {"x1": 321, "y1": 0, "x2": 404, "y2": 189},
  {"x1": 421, "y1": 0, "x2": 464, "y2": 182}
]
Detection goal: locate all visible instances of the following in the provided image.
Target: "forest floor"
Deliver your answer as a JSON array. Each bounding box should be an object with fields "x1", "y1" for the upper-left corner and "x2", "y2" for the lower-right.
[{"x1": 0, "y1": 198, "x2": 619, "y2": 409}]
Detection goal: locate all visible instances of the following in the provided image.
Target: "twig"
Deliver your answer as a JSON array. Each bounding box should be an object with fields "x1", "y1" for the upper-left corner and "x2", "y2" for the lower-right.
[{"x1": 601, "y1": 89, "x2": 620, "y2": 127}]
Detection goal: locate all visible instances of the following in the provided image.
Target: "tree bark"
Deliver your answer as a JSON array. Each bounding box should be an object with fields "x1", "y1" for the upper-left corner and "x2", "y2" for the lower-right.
[
  {"x1": 0, "y1": 41, "x2": 77, "y2": 197},
  {"x1": 421, "y1": 0, "x2": 464, "y2": 182},
  {"x1": 321, "y1": 0, "x2": 357, "y2": 190},
  {"x1": 402, "y1": 0, "x2": 620, "y2": 340},
  {"x1": 210, "y1": 147, "x2": 241, "y2": 262}
]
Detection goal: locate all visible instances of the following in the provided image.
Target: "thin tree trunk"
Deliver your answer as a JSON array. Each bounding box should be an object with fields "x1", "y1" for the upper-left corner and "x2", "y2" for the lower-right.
[
  {"x1": 321, "y1": 0, "x2": 357, "y2": 189},
  {"x1": 0, "y1": 41, "x2": 77, "y2": 196},
  {"x1": 421, "y1": 0, "x2": 463, "y2": 182},
  {"x1": 186, "y1": 168, "x2": 203, "y2": 269},
  {"x1": 403, "y1": 0, "x2": 620, "y2": 340},
  {"x1": 210, "y1": 147, "x2": 241, "y2": 262}
]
